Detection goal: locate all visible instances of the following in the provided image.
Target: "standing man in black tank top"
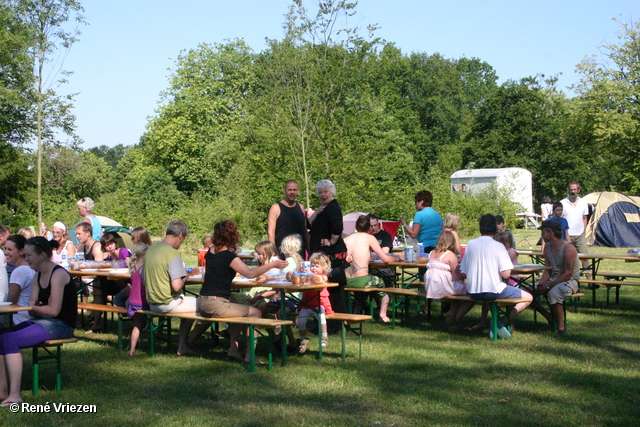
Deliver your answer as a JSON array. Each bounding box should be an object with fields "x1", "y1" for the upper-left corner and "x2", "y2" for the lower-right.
[{"x1": 267, "y1": 180, "x2": 308, "y2": 259}]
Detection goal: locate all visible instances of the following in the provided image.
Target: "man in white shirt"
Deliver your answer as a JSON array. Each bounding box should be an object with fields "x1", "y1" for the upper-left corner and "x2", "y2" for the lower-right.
[
  {"x1": 561, "y1": 181, "x2": 590, "y2": 273},
  {"x1": 448, "y1": 214, "x2": 532, "y2": 338}
]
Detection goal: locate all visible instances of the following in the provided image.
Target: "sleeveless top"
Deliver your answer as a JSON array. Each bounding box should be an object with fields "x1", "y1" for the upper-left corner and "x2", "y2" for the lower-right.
[
  {"x1": 35, "y1": 265, "x2": 77, "y2": 328},
  {"x1": 275, "y1": 202, "x2": 307, "y2": 253},
  {"x1": 201, "y1": 250, "x2": 238, "y2": 298},
  {"x1": 547, "y1": 241, "x2": 581, "y2": 281},
  {"x1": 86, "y1": 215, "x2": 102, "y2": 241},
  {"x1": 51, "y1": 240, "x2": 74, "y2": 265},
  {"x1": 82, "y1": 241, "x2": 99, "y2": 261},
  {"x1": 128, "y1": 263, "x2": 146, "y2": 305}
]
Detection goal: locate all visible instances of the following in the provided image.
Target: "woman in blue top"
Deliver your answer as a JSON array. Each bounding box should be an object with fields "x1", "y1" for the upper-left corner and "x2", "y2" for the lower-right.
[{"x1": 400, "y1": 190, "x2": 443, "y2": 252}]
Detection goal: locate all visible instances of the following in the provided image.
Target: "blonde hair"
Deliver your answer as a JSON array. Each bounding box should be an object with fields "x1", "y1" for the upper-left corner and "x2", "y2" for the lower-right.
[
  {"x1": 77, "y1": 197, "x2": 95, "y2": 213},
  {"x1": 309, "y1": 252, "x2": 331, "y2": 275},
  {"x1": 280, "y1": 234, "x2": 303, "y2": 266},
  {"x1": 494, "y1": 231, "x2": 512, "y2": 250},
  {"x1": 434, "y1": 230, "x2": 459, "y2": 255},
  {"x1": 443, "y1": 212, "x2": 460, "y2": 230},
  {"x1": 254, "y1": 240, "x2": 278, "y2": 266},
  {"x1": 18, "y1": 227, "x2": 36, "y2": 239},
  {"x1": 129, "y1": 243, "x2": 149, "y2": 274}
]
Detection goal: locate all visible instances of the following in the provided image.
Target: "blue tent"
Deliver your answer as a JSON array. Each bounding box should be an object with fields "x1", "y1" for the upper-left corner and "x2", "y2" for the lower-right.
[{"x1": 584, "y1": 192, "x2": 640, "y2": 248}]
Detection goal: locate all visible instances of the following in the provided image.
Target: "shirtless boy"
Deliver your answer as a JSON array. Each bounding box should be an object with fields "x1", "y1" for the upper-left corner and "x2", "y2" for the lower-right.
[{"x1": 344, "y1": 215, "x2": 400, "y2": 323}]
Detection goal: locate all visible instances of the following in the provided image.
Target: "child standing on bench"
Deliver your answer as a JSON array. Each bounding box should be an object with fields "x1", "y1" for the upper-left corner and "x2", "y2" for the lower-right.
[
  {"x1": 297, "y1": 253, "x2": 333, "y2": 353},
  {"x1": 127, "y1": 243, "x2": 149, "y2": 356}
]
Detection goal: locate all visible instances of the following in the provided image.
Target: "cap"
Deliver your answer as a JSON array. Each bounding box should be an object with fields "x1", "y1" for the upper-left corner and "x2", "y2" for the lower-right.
[{"x1": 538, "y1": 220, "x2": 562, "y2": 233}]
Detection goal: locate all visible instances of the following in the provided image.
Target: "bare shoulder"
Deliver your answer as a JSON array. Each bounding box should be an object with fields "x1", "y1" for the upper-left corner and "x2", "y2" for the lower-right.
[
  {"x1": 268, "y1": 203, "x2": 281, "y2": 214},
  {"x1": 564, "y1": 242, "x2": 578, "y2": 256},
  {"x1": 51, "y1": 267, "x2": 71, "y2": 286}
]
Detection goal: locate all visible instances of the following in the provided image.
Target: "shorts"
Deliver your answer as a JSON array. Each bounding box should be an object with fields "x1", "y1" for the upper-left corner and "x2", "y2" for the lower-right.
[
  {"x1": 570, "y1": 234, "x2": 588, "y2": 254},
  {"x1": 346, "y1": 275, "x2": 386, "y2": 289},
  {"x1": 150, "y1": 294, "x2": 197, "y2": 314},
  {"x1": 127, "y1": 302, "x2": 149, "y2": 319},
  {"x1": 197, "y1": 295, "x2": 251, "y2": 318},
  {"x1": 346, "y1": 275, "x2": 388, "y2": 299},
  {"x1": 540, "y1": 279, "x2": 579, "y2": 305},
  {"x1": 470, "y1": 285, "x2": 523, "y2": 301},
  {"x1": 31, "y1": 318, "x2": 75, "y2": 340}
]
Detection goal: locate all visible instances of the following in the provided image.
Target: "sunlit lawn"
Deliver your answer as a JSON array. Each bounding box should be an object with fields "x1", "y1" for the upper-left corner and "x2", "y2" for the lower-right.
[{"x1": 5, "y1": 230, "x2": 640, "y2": 426}]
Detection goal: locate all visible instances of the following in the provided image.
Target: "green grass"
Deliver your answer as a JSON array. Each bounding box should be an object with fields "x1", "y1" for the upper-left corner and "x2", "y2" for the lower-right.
[{"x1": 6, "y1": 230, "x2": 640, "y2": 426}]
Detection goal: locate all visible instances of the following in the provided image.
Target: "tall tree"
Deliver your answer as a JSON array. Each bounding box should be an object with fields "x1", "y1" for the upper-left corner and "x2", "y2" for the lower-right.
[
  {"x1": 14, "y1": 0, "x2": 84, "y2": 228},
  {"x1": 0, "y1": 2, "x2": 34, "y2": 145},
  {"x1": 251, "y1": 0, "x2": 382, "y2": 207},
  {"x1": 142, "y1": 40, "x2": 255, "y2": 193},
  {"x1": 573, "y1": 18, "x2": 640, "y2": 193}
]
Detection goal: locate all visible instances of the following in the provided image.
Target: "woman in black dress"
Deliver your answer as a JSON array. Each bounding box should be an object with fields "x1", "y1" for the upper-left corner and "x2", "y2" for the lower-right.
[{"x1": 308, "y1": 179, "x2": 348, "y2": 317}]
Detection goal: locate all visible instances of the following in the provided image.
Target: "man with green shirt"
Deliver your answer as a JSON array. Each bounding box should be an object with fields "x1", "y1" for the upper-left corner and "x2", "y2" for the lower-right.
[{"x1": 145, "y1": 220, "x2": 200, "y2": 356}]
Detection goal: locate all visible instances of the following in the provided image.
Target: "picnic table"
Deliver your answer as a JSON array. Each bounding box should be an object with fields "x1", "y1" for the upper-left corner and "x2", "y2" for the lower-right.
[
  {"x1": 519, "y1": 250, "x2": 640, "y2": 306},
  {"x1": 0, "y1": 303, "x2": 32, "y2": 327}
]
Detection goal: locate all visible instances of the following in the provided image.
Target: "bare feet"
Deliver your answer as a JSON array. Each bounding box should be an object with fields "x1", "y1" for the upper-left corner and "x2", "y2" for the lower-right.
[
  {"x1": 464, "y1": 323, "x2": 485, "y2": 332},
  {"x1": 244, "y1": 357, "x2": 266, "y2": 366},
  {"x1": 176, "y1": 347, "x2": 202, "y2": 357},
  {"x1": 1, "y1": 396, "x2": 23, "y2": 407}
]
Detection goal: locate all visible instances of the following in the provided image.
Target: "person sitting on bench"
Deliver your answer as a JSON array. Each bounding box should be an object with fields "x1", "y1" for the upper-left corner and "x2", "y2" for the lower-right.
[
  {"x1": 527, "y1": 220, "x2": 580, "y2": 336},
  {"x1": 0, "y1": 237, "x2": 76, "y2": 407}
]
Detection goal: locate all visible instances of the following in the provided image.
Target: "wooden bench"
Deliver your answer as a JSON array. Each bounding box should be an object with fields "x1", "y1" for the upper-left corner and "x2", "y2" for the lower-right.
[
  {"x1": 590, "y1": 272, "x2": 640, "y2": 306},
  {"x1": 440, "y1": 295, "x2": 530, "y2": 341},
  {"x1": 325, "y1": 313, "x2": 372, "y2": 361},
  {"x1": 32, "y1": 338, "x2": 78, "y2": 396},
  {"x1": 78, "y1": 302, "x2": 129, "y2": 351},
  {"x1": 345, "y1": 287, "x2": 425, "y2": 329},
  {"x1": 138, "y1": 310, "x2": 292, "y2": 372},
  {"x1": 579, "y1": 279, "x2": 640, "y2": 307}
]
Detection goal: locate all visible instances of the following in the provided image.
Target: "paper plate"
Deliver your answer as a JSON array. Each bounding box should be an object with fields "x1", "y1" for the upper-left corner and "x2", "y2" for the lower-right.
[
  {"x1": 0, "y1": 302, "x2": 12, "y2": 307},
  {"x1": 81, "y1": 268, "x2": 99, "y2": 272}
]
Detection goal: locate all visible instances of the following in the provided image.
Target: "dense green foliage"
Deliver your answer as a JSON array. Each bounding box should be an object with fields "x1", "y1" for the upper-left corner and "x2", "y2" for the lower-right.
[{"x1": 1, "y1": 1, "x2": 639, "y2": 243}]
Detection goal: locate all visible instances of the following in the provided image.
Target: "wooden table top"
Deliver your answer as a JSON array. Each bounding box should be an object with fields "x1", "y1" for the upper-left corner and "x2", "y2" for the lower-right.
[
  {"x1": 0, "y1": 304, "x2": 32, "y2": 314},
  {"x1": 518, "y1": 250, "x2": 640, "y2": 262},
  {"x1": 512, "y1": 264, "x2": 551, "y2": 274}
]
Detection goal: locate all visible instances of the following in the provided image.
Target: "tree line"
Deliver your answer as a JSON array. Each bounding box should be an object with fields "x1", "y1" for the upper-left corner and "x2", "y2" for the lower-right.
[{"x1": 1, "y1": 0, "x2": 639, "y2": 243}]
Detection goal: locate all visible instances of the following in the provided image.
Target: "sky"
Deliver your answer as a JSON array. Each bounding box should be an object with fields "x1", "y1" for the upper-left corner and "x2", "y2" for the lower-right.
[{"x1": 55, "y1": 0, "x2": 640, "y2": 149}]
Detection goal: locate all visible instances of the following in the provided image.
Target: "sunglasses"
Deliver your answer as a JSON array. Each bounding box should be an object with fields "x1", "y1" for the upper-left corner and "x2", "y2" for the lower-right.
[{"x1": 27, "y1": 237, "x2": 48, "y2": 251}]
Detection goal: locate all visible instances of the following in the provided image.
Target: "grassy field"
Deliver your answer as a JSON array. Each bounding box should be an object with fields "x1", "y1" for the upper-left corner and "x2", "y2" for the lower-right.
[{"x1": 5, "y1": 230, "x2": 640, "y2": 427}]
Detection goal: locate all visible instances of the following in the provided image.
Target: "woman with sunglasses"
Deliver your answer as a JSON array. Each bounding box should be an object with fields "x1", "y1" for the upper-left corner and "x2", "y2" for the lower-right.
[
  {"x1": 0, "y1": 237, "x2": 76, "y2": 407},
  {"x1": 50, "y1": 221, "x2": 76, "y2": 265}
]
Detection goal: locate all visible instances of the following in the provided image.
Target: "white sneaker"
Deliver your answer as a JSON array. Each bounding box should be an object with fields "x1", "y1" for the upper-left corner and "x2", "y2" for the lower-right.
[
  {"x1": 497, "y1": 320, "x2": 511, "y2": 339},
  {"x1": 488, "y1": 321, "x2": 511, "y2": 339}
]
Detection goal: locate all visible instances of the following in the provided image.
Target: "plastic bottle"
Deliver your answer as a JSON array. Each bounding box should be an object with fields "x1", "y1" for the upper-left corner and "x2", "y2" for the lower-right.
[{"x1": 60, "y1": 248, "x2": 69, "y2": 268}]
